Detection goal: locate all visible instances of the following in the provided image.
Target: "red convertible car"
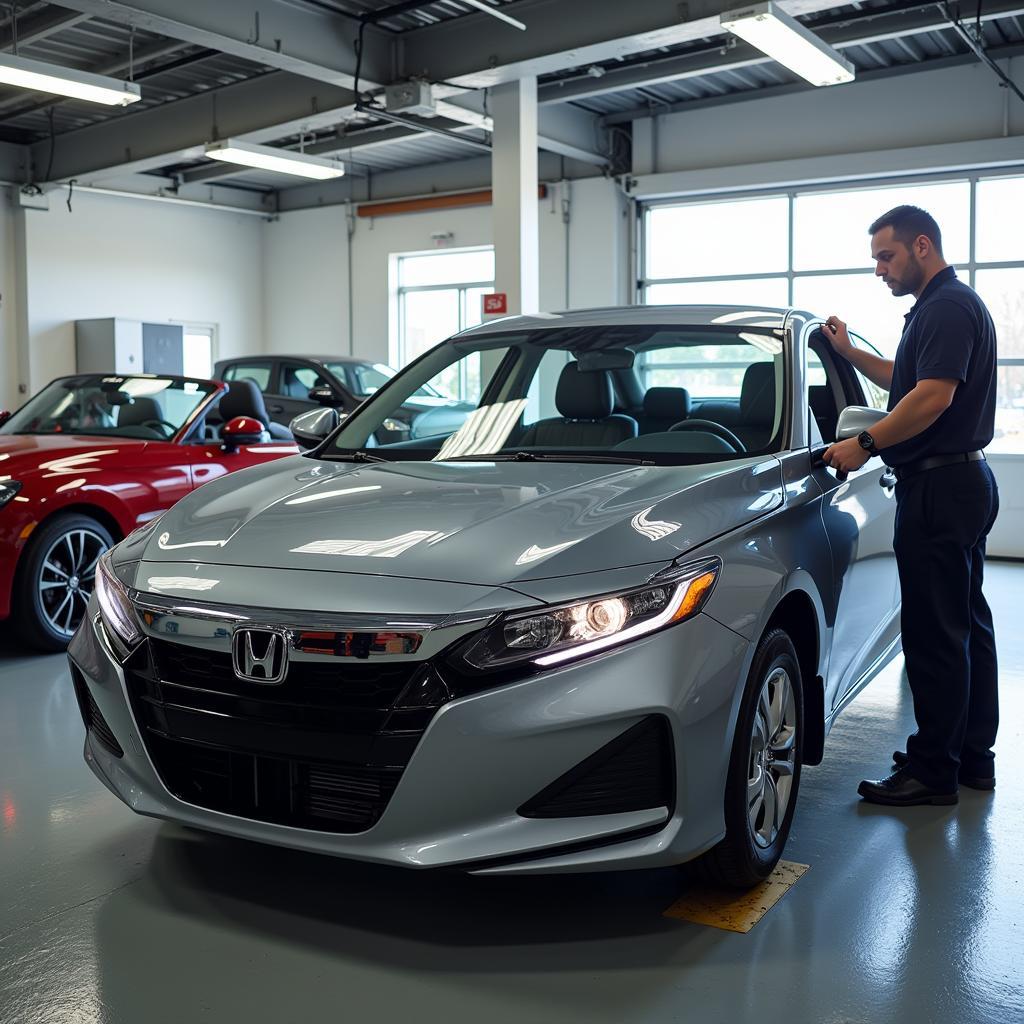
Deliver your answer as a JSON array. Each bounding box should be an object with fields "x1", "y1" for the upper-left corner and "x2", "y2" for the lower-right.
[{"x1": 0, "y1": 373, "x2": 297, "y2": 651}]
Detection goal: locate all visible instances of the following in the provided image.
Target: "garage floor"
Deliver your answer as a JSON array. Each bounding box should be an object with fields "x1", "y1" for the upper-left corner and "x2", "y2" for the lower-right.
[{"x1": 1, "y1": 565, "x2": 1021, "y2": 1024}]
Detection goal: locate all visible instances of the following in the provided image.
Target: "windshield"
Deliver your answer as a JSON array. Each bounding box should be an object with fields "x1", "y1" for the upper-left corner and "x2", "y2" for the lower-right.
[
  {"x1": 329, "y1": 361, "x2": 444, "y2": 402},
  {"x1": 325, "y1": 324, "x2": 787, "y2": 466},
  {"x1": 1, "y1": 375, "x2": 217, "y2": 441}
]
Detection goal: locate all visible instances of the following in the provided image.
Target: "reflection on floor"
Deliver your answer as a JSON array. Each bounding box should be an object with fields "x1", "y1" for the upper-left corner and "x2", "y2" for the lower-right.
[{"x1": 1, "y1": 564, "x2": 1022, "y2": 1024}]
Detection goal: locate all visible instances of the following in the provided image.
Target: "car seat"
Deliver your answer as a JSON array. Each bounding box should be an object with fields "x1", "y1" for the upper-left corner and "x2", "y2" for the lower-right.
[
  {"x1": 218, "y1": 379, "x2": 292, "y2": 440},
  {"x1": 640, "y1": 386, "x2": 691, "y2": 433}
]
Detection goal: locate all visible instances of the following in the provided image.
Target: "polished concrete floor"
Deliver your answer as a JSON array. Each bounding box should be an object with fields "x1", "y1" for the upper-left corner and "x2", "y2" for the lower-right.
[{"x1": 1, "y1": 566, "x2": 1022, "y2": 1024}]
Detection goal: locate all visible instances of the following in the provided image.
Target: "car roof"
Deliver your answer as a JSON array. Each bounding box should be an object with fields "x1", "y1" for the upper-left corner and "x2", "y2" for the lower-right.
[
  {"x1": 456, "y1": 304, "x2": 816, "y2": 338},
  {"x1": 216, "y1": 355, "x2": 373, "y2": 366}
]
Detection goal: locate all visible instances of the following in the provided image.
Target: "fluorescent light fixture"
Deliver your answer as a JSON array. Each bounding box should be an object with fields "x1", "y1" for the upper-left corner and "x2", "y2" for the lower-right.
[
  {"x1": 721, "y1": 2, "x2": 854, "y2": 87},
  {"x1": 204, "y1": 140, "x2": 345, "y2": 180},
  {"x1": 0, "y1": 52, "x2": 141, "y2": 106}
]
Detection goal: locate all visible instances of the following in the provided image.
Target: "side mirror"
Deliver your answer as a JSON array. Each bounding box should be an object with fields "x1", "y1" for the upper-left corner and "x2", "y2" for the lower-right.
[
  {"x1": 309, "y1": 385, "x2": 344, "y2": 408},
  {"x1": 836, "y1": 405, "x2": 887, "y2": 441},
  {"x1": 290, "y1": 407, "x2": 341, "y2": 450},
  {"x1": 221, "y1": 415, "x2": 268, "y2": 453},
  {"x1": 0, "y1": 411, "x2": 10, "y2": 428}
]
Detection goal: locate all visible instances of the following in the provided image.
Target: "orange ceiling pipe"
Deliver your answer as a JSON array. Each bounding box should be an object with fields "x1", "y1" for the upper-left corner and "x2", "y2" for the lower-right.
[{"x1": 357, "y1": 185, "x2": 548, "y2": 218}]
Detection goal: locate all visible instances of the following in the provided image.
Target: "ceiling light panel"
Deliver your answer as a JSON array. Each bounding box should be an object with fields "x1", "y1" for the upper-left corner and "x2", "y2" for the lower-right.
[
  {"x1": 721, "y1": 2, "x2": 855, "y2": 87},
  {"x1": 0, "y1": 52, "x2": 142, "y2": 106},
  {"x1": 204, "y1": 140, "x2": 345, "y2": 180}
]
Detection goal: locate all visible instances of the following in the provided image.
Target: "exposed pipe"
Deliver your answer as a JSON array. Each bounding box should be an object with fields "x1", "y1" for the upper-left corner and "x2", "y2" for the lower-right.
[{"x1": 61, "y1": 184, "x2": 274, "y2": 218}]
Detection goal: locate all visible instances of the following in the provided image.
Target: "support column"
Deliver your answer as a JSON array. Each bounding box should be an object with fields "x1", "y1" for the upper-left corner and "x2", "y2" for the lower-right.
[{"x1": 491, "y1": 77, "x2": 539, "y2": 316}]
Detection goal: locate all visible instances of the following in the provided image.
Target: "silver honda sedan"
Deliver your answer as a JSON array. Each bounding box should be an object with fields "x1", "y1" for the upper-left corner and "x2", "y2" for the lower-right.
[{"x1": 68, "y1": 305, "x2": 901, "y2": 887}]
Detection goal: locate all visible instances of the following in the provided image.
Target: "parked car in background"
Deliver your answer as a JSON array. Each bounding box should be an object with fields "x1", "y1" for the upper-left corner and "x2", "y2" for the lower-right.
[
  {"x1": 0, "y1": 373, "x2": 296, "y2": 651},
  {"x1": 213, "y1": 354, "x2": 473, "y2": 441},
  {"x1": 71, "y1": 306, "x2": 902, "y2": 887}
]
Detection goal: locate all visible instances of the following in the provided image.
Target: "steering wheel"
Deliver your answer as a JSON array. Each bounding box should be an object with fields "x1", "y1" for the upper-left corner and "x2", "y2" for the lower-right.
[
  {"x1": 669, "y1": 418, "x2": 746, "y2": 453},
  {"x1": 140, "y1": 419, "x2": 178, "y2": 438}
]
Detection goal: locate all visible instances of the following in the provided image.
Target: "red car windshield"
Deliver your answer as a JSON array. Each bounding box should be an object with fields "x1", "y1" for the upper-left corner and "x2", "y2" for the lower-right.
[{"x1": 1, "y1": 375, "x2": 217, "y2": 441}]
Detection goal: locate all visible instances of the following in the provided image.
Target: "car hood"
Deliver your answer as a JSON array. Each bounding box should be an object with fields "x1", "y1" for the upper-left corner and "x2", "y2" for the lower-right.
[
  {"x1": 139, "y1": 454, "x2": 783, "y2": 588},
  {"x1": 0, "y1": 432, "x2": 147, "y2": 475}
]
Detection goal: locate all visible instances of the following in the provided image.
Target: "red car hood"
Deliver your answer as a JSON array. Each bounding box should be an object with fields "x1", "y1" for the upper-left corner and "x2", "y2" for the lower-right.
[{"x1": 0, "y1": 433, "x2": 149, "y2": 472}]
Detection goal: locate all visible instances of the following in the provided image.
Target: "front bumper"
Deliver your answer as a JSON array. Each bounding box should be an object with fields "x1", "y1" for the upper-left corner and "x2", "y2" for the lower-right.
[{"x1": 69, "y1": 601, "x2": 750, "y2": 874}]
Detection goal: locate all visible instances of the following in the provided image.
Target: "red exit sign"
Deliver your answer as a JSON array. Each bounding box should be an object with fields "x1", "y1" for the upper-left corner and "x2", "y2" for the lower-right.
[{"x1": 482, "y1": 292, "x2": 508, "y2": 315}]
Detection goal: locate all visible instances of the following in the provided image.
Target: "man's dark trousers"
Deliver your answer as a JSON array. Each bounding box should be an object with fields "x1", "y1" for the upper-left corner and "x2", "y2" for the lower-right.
[{"x1": 893, "y1": 459, "x2": 1000, "y2": 789}]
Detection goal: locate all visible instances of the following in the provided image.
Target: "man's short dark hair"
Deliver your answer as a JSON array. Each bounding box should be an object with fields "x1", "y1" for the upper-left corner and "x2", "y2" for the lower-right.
[{"x1": 868, "y1": 205, "x2": 943, "y2": 256}]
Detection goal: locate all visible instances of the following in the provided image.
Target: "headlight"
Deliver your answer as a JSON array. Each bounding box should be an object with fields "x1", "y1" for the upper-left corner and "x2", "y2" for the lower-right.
[
  {"x1": 0, "y1": 480, "x2": 22, "y2": 509},
  {"x1": 461, "y1": 559, "x2": 721, "y2": 670},
  {"x1": 95, "y1": 552, "x2": 142, "y2": 650}
]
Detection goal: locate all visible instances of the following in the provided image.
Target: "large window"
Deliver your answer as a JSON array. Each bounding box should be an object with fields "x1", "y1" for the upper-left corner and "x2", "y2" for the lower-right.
[
  {"x1": 642, "y1": 173, "x2": 1024, "y2": 453},
  {"x1": 395, "y1": 247, "x2": 494, "y2": 402}
]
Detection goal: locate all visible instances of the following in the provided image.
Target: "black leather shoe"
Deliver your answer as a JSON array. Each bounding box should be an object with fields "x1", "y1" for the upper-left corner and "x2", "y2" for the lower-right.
[
  {"x1": 858, "y1": 766, "x2": 958, "y2": 806},
  {"x1": 892, "y1": 750, "x2": 995, "y2": 790}
]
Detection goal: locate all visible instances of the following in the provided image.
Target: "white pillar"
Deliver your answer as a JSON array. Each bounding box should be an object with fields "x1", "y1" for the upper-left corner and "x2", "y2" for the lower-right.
[{"x1": 491, "y1": 77, "x2": 539, "y2": 316}]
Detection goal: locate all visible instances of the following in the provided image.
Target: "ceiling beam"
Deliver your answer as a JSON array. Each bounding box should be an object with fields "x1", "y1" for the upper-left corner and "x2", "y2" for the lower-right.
[
  {"x1": 399, "y1": 0, "x2": 848, "y2": 89},
  {"x1": 538, "y1": 0, "x2": 1024, "y2": 104},
  {"x1": 0, "y1": 8, "x2": 91, "y2": 50},
  {"x1": 49, "y1": 0, "x2": 392, "y2": 88}
]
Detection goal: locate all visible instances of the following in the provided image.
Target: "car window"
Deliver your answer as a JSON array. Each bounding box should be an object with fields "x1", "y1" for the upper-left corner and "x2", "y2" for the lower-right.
[
  {"x1": 279, "y1": 362, "x2": 325, "y2": 399},
  {"x1": 222, "y1": 362, "x2": 271, "y2": 391},
  {"x1": 851, "y1": 334, "x2": 890, "y2": 410}
]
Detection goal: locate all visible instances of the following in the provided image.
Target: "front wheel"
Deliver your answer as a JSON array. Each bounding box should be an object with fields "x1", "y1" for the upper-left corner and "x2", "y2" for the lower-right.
[
  {"x1": 689, "y1": 628, "x2": 804, "y2": 888},
  {"x1": 15, "y1": 513, "x2": 114, "y2": 652}
]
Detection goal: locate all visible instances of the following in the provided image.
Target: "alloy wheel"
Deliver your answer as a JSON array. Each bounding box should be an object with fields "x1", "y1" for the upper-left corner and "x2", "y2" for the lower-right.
[
  {"x1": 37, "y1": 527, "x2": 109, "y2": 639},
  {"x1": 747, "y1": 666, "x2": 798, "y2": 849}
]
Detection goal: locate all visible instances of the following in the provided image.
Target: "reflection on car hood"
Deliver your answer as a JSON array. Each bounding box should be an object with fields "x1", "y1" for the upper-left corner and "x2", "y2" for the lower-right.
[{"x1": 138, "y1": 454, "x2": 783, "y2": 586}]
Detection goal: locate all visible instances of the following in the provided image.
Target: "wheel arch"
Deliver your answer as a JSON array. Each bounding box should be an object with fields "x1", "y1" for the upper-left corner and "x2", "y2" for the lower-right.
[
  {"x1": 763, "y1": 588, "x2": 825, "y2": 766},
  {"x1": 13, "y1": 502, "x2": 127, "y2": 585}
]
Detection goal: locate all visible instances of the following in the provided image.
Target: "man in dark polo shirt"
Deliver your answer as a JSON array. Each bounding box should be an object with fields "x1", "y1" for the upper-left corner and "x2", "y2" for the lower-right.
[{"x1": 821, "y1": 204, "x2": 999, "y2": 806}]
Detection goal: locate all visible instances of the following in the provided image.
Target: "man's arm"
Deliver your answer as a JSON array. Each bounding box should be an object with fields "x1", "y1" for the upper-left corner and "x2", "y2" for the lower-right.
[
  {"x1": 869, "y1": 379, "x2": 958, "y2": 450},
  {"x1": 821, "y1": 316, "x2": 894, "y2": 390}
]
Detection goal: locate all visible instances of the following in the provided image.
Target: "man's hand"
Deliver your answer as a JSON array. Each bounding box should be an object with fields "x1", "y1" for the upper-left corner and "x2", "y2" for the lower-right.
[
  {"x1": 822, "y1": 437, "x2": 870, "y2": 474},
  {"x1": 822, "y1": 316, "x2": 854, "y2": 360}
]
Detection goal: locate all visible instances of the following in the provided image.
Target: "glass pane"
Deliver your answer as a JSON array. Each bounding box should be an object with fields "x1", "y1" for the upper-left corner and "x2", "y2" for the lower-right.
[
  {"x1": 793, "y1": 180, "x2": 970, "y2": 271},
  {"x1": 223, "y1": 363, "x2": 271, "y2": 390},
  {"x1": 645, "y1": 278, "x2": 789, "y2": 307},
  {"x1": 398, "y1": 249, "x2": 495, "y2": 287},
  {"x1": 463, "y1": 286, "x2": 492, "y2": 331},
  {"x1": 976, "y1": 176, "x2": 1024, "y2": 263},
  {"x1": 975, "y1": 269, "x2": 1024, "y2": 358},
  {"x1": 793, "y1": 272, "x2": 915, "y2": 358},
  {"x1": 401, "y1": 289, "x2": 460, "y2": 366},
  {"x1": 991, "y1": 364, "x2": 1024, "y2": 454},
  {"x1": 645, "y1": 196, "x2": 789, "y2": 279},
  {"x1": 183, "y1": 332, "x2": 212, "y2": 379}
]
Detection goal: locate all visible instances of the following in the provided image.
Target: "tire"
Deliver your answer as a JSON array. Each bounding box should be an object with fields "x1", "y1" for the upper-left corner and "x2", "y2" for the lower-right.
[
  {"x1": 688, "y1": 628, "x2": 804, "y2": 889},
  {"x1": 14, "y1": 513, "x2": 114, "y2": 653}
]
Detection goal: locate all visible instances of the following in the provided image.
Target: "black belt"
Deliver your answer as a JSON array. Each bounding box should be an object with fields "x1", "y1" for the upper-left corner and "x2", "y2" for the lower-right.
[{"x1": 892, "y1": 450, "x2": 985, "y2": 482}]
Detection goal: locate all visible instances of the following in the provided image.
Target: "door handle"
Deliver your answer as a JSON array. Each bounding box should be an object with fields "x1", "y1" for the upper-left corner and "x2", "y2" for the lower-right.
[
  {"x1": 880, "y1": 468, "x2": 897, "y2": 488},
  {"x1": 268, "y1": 404, "x2": 284, "y2": 414},
  {"x1": 811, "y1": 445, "x2": 848, "y2": 483}
]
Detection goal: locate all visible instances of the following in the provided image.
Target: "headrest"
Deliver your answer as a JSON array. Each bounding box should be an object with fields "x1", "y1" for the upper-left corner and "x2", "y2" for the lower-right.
[
  {"x1": 117, "y1": 396, "x2": 164, "y2": 427},
  {"x1": 643, "y1": 386, "x2": 691, "y2": 421},
  {"x1": 220, "y1": 378, "x2": 270, "y2": 427},
  {"x1": 740, "y1": 362, "x2": 776, "y2": 425},
  {"x1": 555, "y1": 362, "x2": 615, "y2": 420}
]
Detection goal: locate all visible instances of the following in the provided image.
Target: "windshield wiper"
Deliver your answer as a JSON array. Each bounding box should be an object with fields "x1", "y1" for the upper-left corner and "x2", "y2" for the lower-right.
[
  {"x1": 322, "y1": 449, "x2": 390, "y2": 464},
  {"x1": 446, "y1": 451, "x2": 653, "y2": 466}
]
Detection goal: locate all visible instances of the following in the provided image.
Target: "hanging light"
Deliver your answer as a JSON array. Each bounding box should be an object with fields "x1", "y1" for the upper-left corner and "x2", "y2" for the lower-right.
[
  {"x1": 721, "y1": 2, "x2": 855, "y2": 88},
  {"x1": 0, "y1": 52, "x2": 141, "y2": 106},
  {"x1": 204, "y1": 140, "x2": 345, "y2": 180}
]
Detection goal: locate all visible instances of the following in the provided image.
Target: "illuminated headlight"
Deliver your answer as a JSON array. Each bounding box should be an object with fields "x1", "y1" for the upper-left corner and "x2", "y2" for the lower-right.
[
  {"x1": 0, "y1": 480, "x2": 22, "y2": 509},
  {"x1": 95, "y1": 552, "x2": 142, "y2": 649},
  {"x1": 462, "y1": 559, "x2": 721, "y2": 670}
]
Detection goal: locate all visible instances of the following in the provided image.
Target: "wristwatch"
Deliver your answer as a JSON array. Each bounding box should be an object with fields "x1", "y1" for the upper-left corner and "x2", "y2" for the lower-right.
[{"x1": 857, "y1": 430, "x2": 879, "y2": 457}]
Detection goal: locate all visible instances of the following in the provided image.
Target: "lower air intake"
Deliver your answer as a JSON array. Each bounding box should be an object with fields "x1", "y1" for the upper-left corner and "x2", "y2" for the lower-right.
[
  {"x1": 71, "y1": 669, "x2": 124, "y2": 758},
  {"x1": 518, "y1": 715, "x2": 674, "y2": 818}
]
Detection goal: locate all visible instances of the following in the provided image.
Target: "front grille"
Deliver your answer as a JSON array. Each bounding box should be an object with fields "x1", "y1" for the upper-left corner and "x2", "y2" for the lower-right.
[
  {"x1": 123, "y1": 638, "x2": 449, "y2": 833},
  {"x1": 518, "y1": 716, "x2": 674, "y2": 819},
  {"x1": 71, "y1": 668, "x2": 124, "y2": 758}
]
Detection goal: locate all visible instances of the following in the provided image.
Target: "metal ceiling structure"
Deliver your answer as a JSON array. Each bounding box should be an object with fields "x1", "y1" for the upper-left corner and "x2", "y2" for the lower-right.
[{"x1": 0, "y1": 0, "x2": 1020, "y2": 211}]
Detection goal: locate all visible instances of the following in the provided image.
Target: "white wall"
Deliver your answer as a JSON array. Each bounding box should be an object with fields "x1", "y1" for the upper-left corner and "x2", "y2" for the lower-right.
[
  {"x1": 261, "y1": 177, "x2": 627, "y2": 365},
  {"x1": 0, "y1": 191, "x2": 16, "y2": 412},
  {"x1": 6, "y1": 190, "x2": 266, "y2": 402}
]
